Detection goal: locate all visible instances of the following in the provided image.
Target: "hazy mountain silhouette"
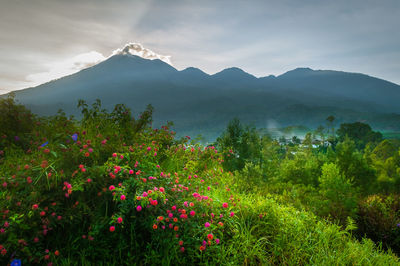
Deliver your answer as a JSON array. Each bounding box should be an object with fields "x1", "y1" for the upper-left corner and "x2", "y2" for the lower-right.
[{"x1": 10, "y1": 53, "x2": 400, "y2": 140}]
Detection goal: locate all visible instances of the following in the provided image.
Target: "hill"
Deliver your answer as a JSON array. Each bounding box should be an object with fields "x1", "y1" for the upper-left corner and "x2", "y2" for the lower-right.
[{"x1": 9, "y1": 51, "x2": 400, "y2": 140}]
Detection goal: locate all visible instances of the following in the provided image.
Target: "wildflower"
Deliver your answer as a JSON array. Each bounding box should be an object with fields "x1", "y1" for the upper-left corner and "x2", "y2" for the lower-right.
[
  {"x1": 87, "y1": 178, "x2": 92, "y2": 183},
  {"x1": 205, "y1": 222, "x2": 210, "y2": 228},
  {"x1": 1, "y1": 248, "x2": 7, "y2": 255},
  {"x1": 190, "y1": 210, "x2": 195, "y2": 216},
  {"x1": 120, "y1": 195, "x2": 126, "y2": 201},
  {"x1": 216, "y1": 238, "x2": 220, "y2": 244},
  {"x1": 54, "y1": 250, "x2": 60, "y2": 256},
  {"x1": 109, "y1": 185, "x2": 115, "y2": 191},
  {"x1": 153, "y1": 224, "x2": 158, "y2": 230},
  {"x1": 40, "y1": 211, "x2": 46, "y2": 216},
  {"x1": 129, "y1": 169, "x2": 134, "y2": 174},
  {"x1": 142, "y1": 192, "x2": 148, "y2": 197},
  {"x1": 179, "y1": 240, "x2": 183, "y2": 246},
  {"x1": 159, "y1": 187, "x2": 165, "y2": 192},
  {"x1": 230, "y1": 212, "x2": 235, "y2": 217},
  {"x1": 112, "y1": 153, "x2": 117, "y2": 158},
  {"x1": 84, "y1": 152, "x2": 90, "y2": 157},
  {"x1": 180, "y1": 247, "x2": 185, "y2": 252},
  {"x1": 222, "y1": 202, "x2": 228, "y2": 208},
  {"x1": 151, "y1": 200, "x2": 158, "y2": 206},
  {"x1": 33, "y1": 204, "x2": 39, "y2": 210},
  {"x1": 117, "y1": 217, "x2": 123, "y2": 224},
  {"x1": 136, "y1": 205, "x2": 142, "y2": 212},
  {"x1": 199, "y1": 245, "x2": 205, "y2": 251},
  {"x1": 207, "y1": 234, "x2": 213, "y2": 240},
  {"x1": 174, "y1": 226, "x2": 179, "y2": 231},
  {"x1": 109, "y1": 226, "x2": 115, "y2": 232}
]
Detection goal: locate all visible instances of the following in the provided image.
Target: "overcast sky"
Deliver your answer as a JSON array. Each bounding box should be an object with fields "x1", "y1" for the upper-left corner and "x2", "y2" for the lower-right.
[{"x1": 1, "y1": 0, "x2": 399, "y2": 93}]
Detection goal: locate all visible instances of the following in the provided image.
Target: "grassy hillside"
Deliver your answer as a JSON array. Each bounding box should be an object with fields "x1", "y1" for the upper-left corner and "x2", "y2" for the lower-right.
[{"x1": 0, "y1": 97, "x2": 399, "y2": 265}]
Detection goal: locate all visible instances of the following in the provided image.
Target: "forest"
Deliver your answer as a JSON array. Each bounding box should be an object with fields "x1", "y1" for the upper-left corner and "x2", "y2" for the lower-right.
[{"x1": 0, "y1": 95, "x2": 400, "y2": 265}]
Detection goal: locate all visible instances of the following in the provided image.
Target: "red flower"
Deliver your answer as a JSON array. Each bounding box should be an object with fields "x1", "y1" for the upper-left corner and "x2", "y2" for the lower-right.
[{"x1": 109, "y1": 226, "x2": 115, "y2": 232}]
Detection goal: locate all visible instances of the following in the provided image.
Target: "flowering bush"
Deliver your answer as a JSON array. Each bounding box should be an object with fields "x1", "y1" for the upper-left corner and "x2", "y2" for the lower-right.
[{"x1": 0, "y1": 100, "x2": 238, "y2": 264}]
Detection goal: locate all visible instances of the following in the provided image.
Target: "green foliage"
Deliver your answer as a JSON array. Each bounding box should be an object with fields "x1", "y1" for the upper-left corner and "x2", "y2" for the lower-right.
[
  {"x1": 317, "y1": 163, "x2": 358, "y2": 224},
  {"x1": 356, "y1": 194, "x2": 400, "y2": 254},
  {"x1": 335, "y1": 137, "x2": 376, "y2": 192},
  {"x1": 216, "y1": 118, "x2": 261, "y2": 171},
  {"x1": 0, "y1": 101, "x2": 399, "y2": 264},
  {"x1": 337, "y1": 122, "x2": 383, "y2": 150}
]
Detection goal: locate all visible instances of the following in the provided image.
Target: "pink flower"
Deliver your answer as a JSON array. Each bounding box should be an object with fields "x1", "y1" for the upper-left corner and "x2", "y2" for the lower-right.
[
  {"x1": 142, "y1": 192, "x2": 148, "y2": 197},
  {"x1": 230, "y1": 212, "x2": 235, "y2": 217},
  {"x1": 159, "y1": 187, "x2": 165, "y2": 193},
  {"x1": 109, "y1": 185, "x2": 115, "y2": 191},
  {"x1": 112, "y1": 153, "x2": 117, "y2": 157},
  {"x1": 129, "y1": 169, "x2": 134, "y2": 175},
  {"x1": 205, "y1": 222, "x2": 210, "y2": 228},
  {"x1": 117, "y1": 217, "x2": 123, "y2": 224},
  {"x1": 32, "y1": 204, "x2": 39, "y2": 210},
  {"x1": 2, "y1": 182, "x2": 6, "y2": 187},
  {"x1": 87, "y1": 178, "x2": 92, "y2": 183},
  {"x1": 222, "y1": 202, "x2": 228, "y2": 208},
  {"x1": 120, "y1": 195, "x2": 126, "y2": 201},
  {"x1": 190, "y1": 210, "x2": 195, "y2": 216},
  {"x1": 216, "y1": 238, "x2": 220, "y2": 244},
  {"x1": 109, "y1": 226, "x2": 115, "y2": 232},
  {"x1": 136, "y1": 205, "x2": 142, "y2": 212}
]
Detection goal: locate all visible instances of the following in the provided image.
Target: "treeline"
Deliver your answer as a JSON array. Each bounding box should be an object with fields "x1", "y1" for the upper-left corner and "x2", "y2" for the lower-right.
[{"x1": 214, "y1": 117, "x2": 400, "y2": 254}]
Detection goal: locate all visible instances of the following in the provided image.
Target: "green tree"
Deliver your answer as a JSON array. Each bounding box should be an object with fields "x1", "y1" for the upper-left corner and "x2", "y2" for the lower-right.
[
  {"x1": 317, "y1": 163, "x2": 358, "y2": 224},
  {"x1": 217, "y1": 118, "x2": 261, "y2": 171},
  {"x1": 337, "y1": 122, "x2": 382, "y2": 150},
  {"x1": 335, "y1": 137, "x2": 376, "y2": 193}
]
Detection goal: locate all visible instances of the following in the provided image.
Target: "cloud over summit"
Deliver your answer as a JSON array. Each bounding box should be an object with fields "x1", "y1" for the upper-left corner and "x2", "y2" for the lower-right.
[{"x1": 112, "y1": 43, "x2": 173, "y2": 65}]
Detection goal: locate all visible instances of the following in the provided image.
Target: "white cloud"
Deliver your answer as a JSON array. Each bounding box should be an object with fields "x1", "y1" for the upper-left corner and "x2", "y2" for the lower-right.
[
  {"x1": 26, "y1": 51, "x2": 106, "y2": 87},
  {"x1": 112, "y1": 42, "x2": 173, "y2": 65},
  {"x1": 20, "y1": 43, "x2": 173, "y2": 90}
]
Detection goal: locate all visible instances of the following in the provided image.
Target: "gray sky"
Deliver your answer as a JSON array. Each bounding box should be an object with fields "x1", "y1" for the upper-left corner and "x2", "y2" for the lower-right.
[{"x1": 1, "y1": 0, "x2": 399, "y2": 93}]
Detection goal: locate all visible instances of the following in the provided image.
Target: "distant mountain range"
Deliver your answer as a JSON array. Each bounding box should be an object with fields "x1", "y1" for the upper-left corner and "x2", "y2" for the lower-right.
[{"x1": 8, "y1": 52, "x2": 400, "y2": 140}]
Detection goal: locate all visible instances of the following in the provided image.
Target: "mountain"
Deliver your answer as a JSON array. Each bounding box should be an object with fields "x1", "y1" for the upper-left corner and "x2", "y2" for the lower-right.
[{"x1": 9, "y1": 52, "x2": 400, "y2": 140}]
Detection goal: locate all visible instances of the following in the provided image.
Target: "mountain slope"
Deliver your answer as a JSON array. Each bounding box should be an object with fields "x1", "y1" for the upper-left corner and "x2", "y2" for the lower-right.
[{"x1": 10, "y1": 54, "x2": 400, "y2": 140}]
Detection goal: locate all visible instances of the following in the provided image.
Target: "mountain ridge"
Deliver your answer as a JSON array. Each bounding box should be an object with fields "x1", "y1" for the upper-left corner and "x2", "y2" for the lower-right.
[{"x1": 7, "y1": 54, "x2": 400, "y2": 140}]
